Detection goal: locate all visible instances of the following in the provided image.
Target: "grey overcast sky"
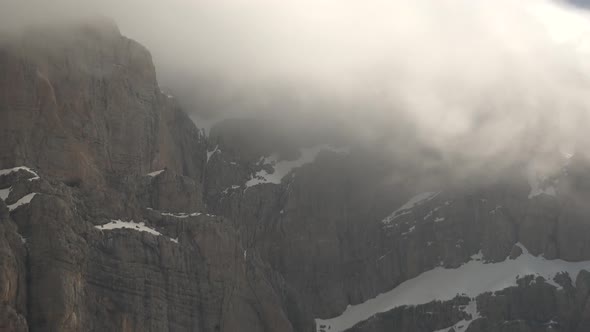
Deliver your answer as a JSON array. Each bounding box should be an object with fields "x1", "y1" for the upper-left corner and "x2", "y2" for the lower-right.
[{"x1": 568, "y1": 0, "x2": 590, "y2": 8}]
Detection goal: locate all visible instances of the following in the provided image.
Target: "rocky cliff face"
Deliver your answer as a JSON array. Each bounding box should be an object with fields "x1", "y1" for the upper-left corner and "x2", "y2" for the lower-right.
[
  {"x1": 2, "y1": 20, "x2": 590, "y2": 332},
  {"x1": 0, "y1": 21, "x2": 292, "y2": 332}
]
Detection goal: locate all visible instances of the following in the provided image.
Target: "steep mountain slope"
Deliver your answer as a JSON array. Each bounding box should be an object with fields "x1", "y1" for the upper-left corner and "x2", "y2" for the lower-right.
[
  {"x1": 0, "y1": 21, "x2": 293, "y2": 332},
  {"x1": 2, "y1": 20, "x2": 590, "y2": 332}
]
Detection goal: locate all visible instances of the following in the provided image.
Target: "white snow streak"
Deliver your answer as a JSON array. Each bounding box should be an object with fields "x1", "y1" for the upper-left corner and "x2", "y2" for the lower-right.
[
  {"x1": 7, "y1": 193, "x2": 37, "y2": 211},
  {"x1": 0, "y1": 166, "x2": 40, "y2": 181},
  {"x1": 382, "y1": 192, "x2": 440, "y2": 225},
  {"x1": 315, "y1": 243, "x2": 590, "y2": 332},
  {"x1": 207, "y1": 145, "x2": 220, "y2": 163},
  {"x1": 146, "y1": 169, "x2": 165, "y2": 177},
  {"x1": 245, "y1": 145, "x2": 348, "y2": 187},
  {"x1": 146, "y1": 207, "x2": 204, "y2": 219},
  {"x1": 96, "y1": 219, "x2": 162, "y2": 235},
  {"x1": 0, "y1": 187, "x2": 11, "y2": 201},
  {"x1": 95, "y1": 219, "x2": 178, "y2": 243},
  {"x1": 401, "y1": 226, "x2": 416, "y2": 236},
  {"x1": 161, "y1": 211, "x2": 202, "y2": 218}
]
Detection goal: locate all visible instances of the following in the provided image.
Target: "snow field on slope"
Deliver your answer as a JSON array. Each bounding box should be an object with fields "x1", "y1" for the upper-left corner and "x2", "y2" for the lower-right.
[{"x1": 316, "y1": 244, "x2": 590, "y2": 332}]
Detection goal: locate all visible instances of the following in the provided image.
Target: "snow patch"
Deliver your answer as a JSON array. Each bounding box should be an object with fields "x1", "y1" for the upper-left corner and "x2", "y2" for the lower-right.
[
  {"x1": 207, "y1": 145, "x2": 220, "y2": 163},
  {"x1": 0, "y1": 187, "x2": 11, "y2": 201},
  {"x1": 0, "y1": 169, "x2": 40, "y2": 212},
  {"x1": 245, "y1": 145, "x2": 348, "y2": 187},
  {"x1": 146, "y1": 169, "x2": 165, "y2": 177},
  {"x1": 401, "y1": 225, "x2": 416, "y2": 236},
  {"x1": 95, "y1": 219, "x2": 179, "y2": 244},
  {"x1": 147, "y1": 208, "x2": 202, "y2": 218},
  {"x1": 150, "y1": 209, "x2": 215, "y2": 219},
  {"x1": 7, "y1": 193, "x2": 37, "y2": 211},
  {"x1": 0, "y1": 166, "x2": 40, "y2": 181},
  {"x1": 315, "y1": 243, "x2": 590, "y2": 332},
  {"x1": 96, "y1": 219, "x2": 162, "y2": 236},
  {"x1": 161, "y1": 211, "x2": 202, "y2": 218},
  {"x1": 470, "y1": 251, "x2": 483, "y2": 261},
  {"x1": 382, "y1": 192, "x2": 440, "y2": 225},
  {"x1": 146, "y1": 207, "x2": 203, "y2": 218},
  {"x1": 423, "y1": 206, "x2": 442, "y2": 220}
]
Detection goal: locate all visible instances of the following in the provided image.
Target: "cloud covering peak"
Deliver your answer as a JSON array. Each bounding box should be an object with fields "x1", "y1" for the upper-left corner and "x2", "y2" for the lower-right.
[{"x1": 4, "y1": 0, "x2": 590, "y2": 172}]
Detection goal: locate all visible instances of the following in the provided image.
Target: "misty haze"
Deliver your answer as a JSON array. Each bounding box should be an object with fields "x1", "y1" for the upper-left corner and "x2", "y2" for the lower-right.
[{"x1": 2, "y1": 0, "x2": 590, "y2": 331}]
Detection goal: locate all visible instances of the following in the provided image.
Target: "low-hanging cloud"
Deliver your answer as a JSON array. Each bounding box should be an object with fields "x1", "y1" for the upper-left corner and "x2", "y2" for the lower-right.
[{"x1": 4, "y1": 0, "x2": 590, "y2": 175}]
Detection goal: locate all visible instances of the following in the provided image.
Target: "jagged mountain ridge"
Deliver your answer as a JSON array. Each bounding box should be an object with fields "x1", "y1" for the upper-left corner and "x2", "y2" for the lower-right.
[{"x1": 2, "y1": 20, "x2": 590, "y2": 332}]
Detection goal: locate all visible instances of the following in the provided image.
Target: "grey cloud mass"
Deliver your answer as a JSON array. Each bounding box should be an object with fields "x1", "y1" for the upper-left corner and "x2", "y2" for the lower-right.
[{"x1": 4, "y1": 0, "x2": 590, "y2": 177}]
